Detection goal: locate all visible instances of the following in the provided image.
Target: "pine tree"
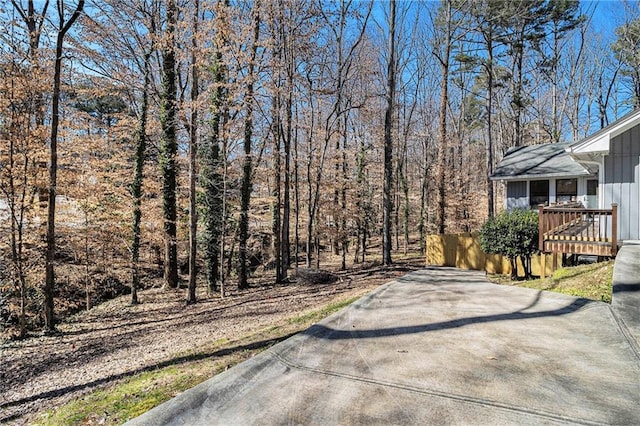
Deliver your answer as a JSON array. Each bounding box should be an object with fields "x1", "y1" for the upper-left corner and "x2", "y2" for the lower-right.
[{"x1": 612, "y1": 16, "x2": 640, "y2": 107}]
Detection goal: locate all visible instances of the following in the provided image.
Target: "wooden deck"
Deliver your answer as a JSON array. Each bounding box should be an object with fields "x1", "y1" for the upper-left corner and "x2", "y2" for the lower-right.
[{"x1": 538, "y1": 204, "x2": 618, "y2": 259}]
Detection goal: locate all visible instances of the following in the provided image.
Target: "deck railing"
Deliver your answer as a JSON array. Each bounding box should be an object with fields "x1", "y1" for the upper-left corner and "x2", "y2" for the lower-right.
[{"x1": 538, "y1": 203, "x2": 617, "y2": 257}]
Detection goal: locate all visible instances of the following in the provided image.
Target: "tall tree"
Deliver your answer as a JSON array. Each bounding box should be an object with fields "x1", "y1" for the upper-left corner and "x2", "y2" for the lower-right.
[
  {"x1": 238, "y1": 0, "x2": 260, "y2": 289},
  {"x1": 434, "y1": 0, "x2": 454, "y2": 234},
  {"x1": 43, "y1": 0, "x2": 85, "y2": 332},
  {"x1": 497, "y1": 0, "x2": 549, "y2": 147},
  {"x1": 537, "y1": 0, "x2": 585, "y2": 142},
  {"x1": 159, "y1": 0, "x2": 178, "y2": 289},
  {"x1": 311, "y1": 0, "x2": 371, "y2": 269},
  {"x1": 481, "y1": 10, "x2": 496, "y2": 219},
  {"x1": 270, "y1": 3, "x2": 284, "y2": 282},
  {"x1": 461, "y1": 0, "x2": 503, "y2": 219},
  {"x1": 612, "y1": 15, "x2": 640, "y2": 108},
  {"x1": 131, "y1": 51, "x2": 152, "y2": 305},
  {"x1": 187, "y1": 0, "x2": 200, "y2": 304},
  {"x1": 382, "y1": 0, "x2": 396, "y2": 265},
  {"x1": 280, "y1": 0, "x2": 292, "y2": 276},
  {"x1": 201, "y1": 0, "x2": 227, "y2": 293}
]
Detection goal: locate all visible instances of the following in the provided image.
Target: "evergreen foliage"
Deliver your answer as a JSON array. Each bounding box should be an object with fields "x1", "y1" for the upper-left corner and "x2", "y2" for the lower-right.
[
  {"x1": 612, "y1": 16, "x2": 640, "y2": 107},
  {"x1": 479, "y1": 209, "x2": 539, "y2": 279},
  {"x1": 200, "y1": 49, "x2": 225, "y2": 292},
  {"x1": 130, "y1": 52, "x2": 151, "y2": 305},
  {"x1": 159, "y1": 0, "x2": 179, "y2": 289}
]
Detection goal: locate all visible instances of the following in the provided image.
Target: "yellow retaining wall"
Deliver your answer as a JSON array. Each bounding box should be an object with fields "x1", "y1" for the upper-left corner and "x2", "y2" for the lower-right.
[
  {"x1": 426, "y1": 233, "x2": 557, "y2": 277},
  {"x1": 425, "y1": 234, "x2": 458, "y2": 267}
]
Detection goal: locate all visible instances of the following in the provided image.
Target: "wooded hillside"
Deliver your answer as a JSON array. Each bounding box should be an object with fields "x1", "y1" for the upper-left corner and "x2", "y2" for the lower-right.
[{"x1": 1, "y1": 0, "x2": 639, "y2": 337}]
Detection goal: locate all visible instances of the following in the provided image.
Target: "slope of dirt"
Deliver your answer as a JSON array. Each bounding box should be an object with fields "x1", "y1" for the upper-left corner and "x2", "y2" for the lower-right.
[{"x1": 0, "y1": 259, "x2": 422, "y2": 424}]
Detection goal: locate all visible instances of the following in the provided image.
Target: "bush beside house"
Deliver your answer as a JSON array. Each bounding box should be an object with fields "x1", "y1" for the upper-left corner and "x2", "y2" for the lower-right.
[{"x1": 479, "y1": 209, "x2": 539, "y2": 279}]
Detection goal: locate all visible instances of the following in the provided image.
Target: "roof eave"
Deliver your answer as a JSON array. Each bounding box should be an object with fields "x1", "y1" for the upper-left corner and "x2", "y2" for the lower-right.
[
  {"x1": 490, "y1": 171, "x2": 595, "y2": 182},
  {"x1": 568, "y1": 108, "x2": 640, "y2": 154},
  {"x1": 567, "y1": 151, "x2": 606, "y2": 167}
]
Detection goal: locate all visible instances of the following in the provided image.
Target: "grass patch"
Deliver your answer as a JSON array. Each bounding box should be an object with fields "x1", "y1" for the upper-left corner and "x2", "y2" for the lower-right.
[
  {"x1": 488, "y1": 260, "x2": 614, "y2": 303},
  {"x1": 33, "y1": 294, "x2": 361, "y2": 426},
  {"x1": 36, "y1": 365, "x2": 220, "y2": 425},
  {"x1": 287, "y1": 296, "x2": 360, "y2": 326}
]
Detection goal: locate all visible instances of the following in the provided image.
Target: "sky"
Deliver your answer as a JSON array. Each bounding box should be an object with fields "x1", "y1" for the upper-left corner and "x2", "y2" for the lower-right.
[{"x1": 587, "y1": 0, "x2": 637, "y2": 37}]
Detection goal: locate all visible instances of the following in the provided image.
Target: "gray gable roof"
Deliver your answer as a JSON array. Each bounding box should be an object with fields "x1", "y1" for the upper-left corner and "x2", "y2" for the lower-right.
[{"x1": 491, "y1": 143, "x2": 595, "y2": 181}]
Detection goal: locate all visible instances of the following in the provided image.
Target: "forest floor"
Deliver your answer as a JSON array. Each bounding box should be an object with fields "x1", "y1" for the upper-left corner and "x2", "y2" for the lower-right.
[{"x1": 0, "y1": 254, "x2": 425, "y2": 425}]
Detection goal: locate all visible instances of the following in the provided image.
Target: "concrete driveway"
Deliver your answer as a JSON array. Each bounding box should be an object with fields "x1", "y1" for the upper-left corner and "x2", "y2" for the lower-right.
[{"x1": 128, "y1": 267, "x2": 640, "y2": 425}]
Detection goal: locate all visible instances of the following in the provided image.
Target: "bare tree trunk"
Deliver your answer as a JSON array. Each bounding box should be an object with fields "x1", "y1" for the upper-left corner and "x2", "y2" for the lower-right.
[
  {"x1": 305, "y1": 91, "x2": 332, "y2": 270},
  {"x1": 271, "y1": 94, "x2": 283, "y2": 283},
  {"x1": 84, "y1": 212, "x2": 91, "y2": 310},
  {"x1": 551, "y1": 24, "x2": 559, "y2": 142},
  {"x1": 282, "y1": 84, "x2": 292, "y2": 277},
  {"x1": 187, "y1": 0, "x2": 200, "y2": 304},
  {"x1": 160, "y1": 0, "x2": 179, "y2": 289},
  {"x1": 401, "y1": 150, "x2": 409, "y2": 255},
  {"x1": 394, "y1": 149, "x2": 400, "y2": 250},
  {"x1": 306, "y1": 162, "x2": 314, "y2": 268},
  {"x1": 510, "y1": 28, "x2": 525, "y2": 148},
  {"x1": 238, "y1": 1, "x2": 260, "y2": 290},
  {"x1": 294, "y1": 111, "x2": 300, "y2": 270},
  {"x1": 340, "y1": 122, "x2": 348, "y2": 270},
  {"x1": 436, "y1": 1, "x2": 452, "y2": 235},
  {"x1": 399, "y1": 95, "x2": 415, "y2": 254},
  {"x1": 44, "y1": 0, "x2": 85, "y2": 332},
  {"x1": 220, "y1": 105, "x2": 231, "y2": 296},
  {"x1": 304, "y1": 108, "x2": 317, "y2": 269},
  {"x1": 382, "y1": 0, "x2": 396, "y2": 266},
  {"x1": 419, "y1": 163, "x2": 429, "y2": 255},
  {"x1": 130, "y1": 52, "x2": 151, "y2": 306},
  {"x1": 486, "y1": 34, "x2": 495, "y2": 219},
  {"x1": 202, "y1": 24, "x2": 226, "y2": 293}
]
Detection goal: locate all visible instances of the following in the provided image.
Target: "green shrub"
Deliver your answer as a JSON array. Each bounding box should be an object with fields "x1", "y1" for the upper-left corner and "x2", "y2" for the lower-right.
[{"x1": 479, "y1": 209, "x2": 539, "y2": 279}]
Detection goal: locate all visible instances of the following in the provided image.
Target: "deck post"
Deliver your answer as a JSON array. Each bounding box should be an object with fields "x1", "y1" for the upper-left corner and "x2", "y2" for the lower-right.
[
  {"x1": 611, "y1": 203, "x2": 618, "y2": 256},
  {"x1": 538, "y1": 204, "x2": 544, "y2": 252},
  {"x1": 538, "y1": 204, "x2": 546, "y2": 279}
]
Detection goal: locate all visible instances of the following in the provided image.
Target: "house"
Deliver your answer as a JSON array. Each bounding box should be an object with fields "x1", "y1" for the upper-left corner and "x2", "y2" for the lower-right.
[
  {"x1": 491, "y1": 143, "x2": 598, "y2": 209},
  {"x1": 565, "y1": 108, "x2": 640, "y2": 242},
  {"x1": 492, "y1": 108, "x2": 640, "y2": 257}
]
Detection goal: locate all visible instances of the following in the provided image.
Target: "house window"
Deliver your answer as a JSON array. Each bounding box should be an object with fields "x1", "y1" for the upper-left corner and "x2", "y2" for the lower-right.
[
  {"x1": 556, "y1": 178, "x2": 577, "y2": 203},
  {"x1": 587, "y1": 179, "x2": 597, "y2": 196},
  {"x1": 529, "y1": 180, "x2": 549, "y2": 207},
  {"x1": 507, "y1": 181, "x2": 527, "y2": 209}
]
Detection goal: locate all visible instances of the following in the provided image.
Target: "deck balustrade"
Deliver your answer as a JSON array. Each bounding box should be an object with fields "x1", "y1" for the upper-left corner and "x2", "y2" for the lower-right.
[{"x1": 538, "y1": 203, "x2": 617, "y2": 258}]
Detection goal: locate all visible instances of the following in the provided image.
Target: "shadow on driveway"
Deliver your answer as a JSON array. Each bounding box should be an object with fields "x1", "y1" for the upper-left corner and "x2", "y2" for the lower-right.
[{"x1": 303, "y1": 295, "x2": 592, "y2": 340}]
